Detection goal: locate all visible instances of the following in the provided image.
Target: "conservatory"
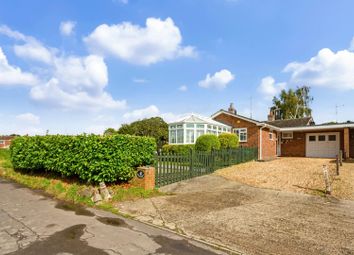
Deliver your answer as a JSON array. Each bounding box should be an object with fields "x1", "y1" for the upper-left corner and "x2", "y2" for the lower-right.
[{"x1": 168, "y1": 114, "x2": 232, "y2": 144}]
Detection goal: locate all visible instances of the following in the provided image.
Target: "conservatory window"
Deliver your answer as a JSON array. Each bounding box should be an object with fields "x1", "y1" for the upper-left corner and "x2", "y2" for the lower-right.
[
  {"x1": 196, "y1": 130, "x2": 205, "y2": 139},
  {"x1": 234, "y1": 128, "x2": 247, "y2": 142},
  {"x1": 169, "y1": 130, "x2": 176, "y2": 143},
  {"x1": 177, "y1": 129, "x2": 184, "y2": 143},
  {"x1": 196, "y1": 124, "x2": 204, "y2": 129},
  {"x1": 186, "y1": 129, "x2": 194, "y2": 143},
  {"x1": 186, "y1": 123, "x2": 194, "y2": 128}
]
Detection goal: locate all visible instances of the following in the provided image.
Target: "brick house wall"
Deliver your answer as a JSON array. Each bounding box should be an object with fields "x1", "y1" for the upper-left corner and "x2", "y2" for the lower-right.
[
  {"x1": 213, "y1": 112, "x2": 278, "y2": 160},
  {"x1": 0, "y1": 139, "x2": 12, "y2": 149},
  {"x1": 350, "y1": 129, "x2": 354, "y2": 158},
  {"x1": 213, "y1": 113, "x2": 259, "y2": 148},
  {"x1": 260, "y1": 128, "x2": 277, "y2": 160}
]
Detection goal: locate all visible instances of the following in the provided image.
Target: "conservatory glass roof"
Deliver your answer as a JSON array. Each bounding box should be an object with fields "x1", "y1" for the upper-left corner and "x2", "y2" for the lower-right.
[{"x1": 169, "y1": 114, "x2": 230, "y2": 128}]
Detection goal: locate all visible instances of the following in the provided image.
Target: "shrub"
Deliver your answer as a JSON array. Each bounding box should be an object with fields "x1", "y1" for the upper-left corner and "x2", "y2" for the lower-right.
[
  {"x1": 162, "y1": 144, "x2": 194, "y2": 155},
  {"x1": 10, "y1": 134, "x2": 156, "y2": 183},
  {"x1": 195, "y1": 134, "x2": 220, "y2": 152},
  {"x1": 218, "y1": 133, "x2": 239, "y2": 149}
]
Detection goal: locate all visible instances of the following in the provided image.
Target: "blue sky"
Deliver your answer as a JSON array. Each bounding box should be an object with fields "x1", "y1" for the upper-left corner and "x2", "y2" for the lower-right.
[{"x1": 1, "y1": 0, "x2": 354, "y2": 135}]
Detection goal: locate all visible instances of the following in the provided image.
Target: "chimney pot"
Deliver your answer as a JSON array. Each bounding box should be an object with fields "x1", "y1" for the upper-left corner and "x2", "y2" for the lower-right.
[{"x1": 268, "y1": 108, "x2": 275, "y2": 121}]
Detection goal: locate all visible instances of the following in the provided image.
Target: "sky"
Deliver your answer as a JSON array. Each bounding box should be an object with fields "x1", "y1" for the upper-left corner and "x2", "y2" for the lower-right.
[{"x1": 1, "y1": 0, "x2": 354, "y2": 135}]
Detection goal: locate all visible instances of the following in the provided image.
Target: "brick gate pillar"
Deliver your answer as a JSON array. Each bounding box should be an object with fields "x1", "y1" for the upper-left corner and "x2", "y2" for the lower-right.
[{"x1": 131, "y1": 166, "x2": 155, "y2": 190}]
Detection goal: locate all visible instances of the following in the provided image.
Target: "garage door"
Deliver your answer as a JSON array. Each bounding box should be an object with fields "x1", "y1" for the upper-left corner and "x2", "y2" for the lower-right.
[{"x1": 306, "y1": 132, "x2": 340, "y2": 158}]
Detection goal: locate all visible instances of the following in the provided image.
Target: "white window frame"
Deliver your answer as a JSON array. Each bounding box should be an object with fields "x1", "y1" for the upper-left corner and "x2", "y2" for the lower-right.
[
  {"x1": 269, "y1": 131, "x2": 273, "y2": 140},
  {"x1": 234, "y1": 128, "x2": 247, "y2": 142},
  {"x1": 282, "y1": 132, "x2": 293, "y2": 139}
]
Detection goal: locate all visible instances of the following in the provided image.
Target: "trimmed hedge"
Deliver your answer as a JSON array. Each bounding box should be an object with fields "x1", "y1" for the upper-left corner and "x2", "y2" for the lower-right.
[
  {"x1": 162, "y1": 144, "x2": 194, "y2": 155},
  {"x1": 195, "y1": 134, "x2": 221, "y2": 152},
  {"x1": 10, "y1": 134, "x2": 156, "y2": 183},
  {"x1": 218, "y1": 133, "x2": 239, "y2": 149}
]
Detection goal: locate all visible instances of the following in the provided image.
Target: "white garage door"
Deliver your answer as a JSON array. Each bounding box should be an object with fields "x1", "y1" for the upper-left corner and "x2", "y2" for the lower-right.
[{"x1": 306, "y1": 132, "x2": 340, "y2": 158}]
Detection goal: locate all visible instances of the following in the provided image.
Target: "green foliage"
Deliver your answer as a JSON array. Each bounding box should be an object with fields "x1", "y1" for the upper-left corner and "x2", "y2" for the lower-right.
[
  {"x1": 218, "y1": 133, "x2": 239, "y2": 149},
  {"x1": 162, "y1": 144, "x2": 195, "y2": 155},
  {"x1": 272, "y1": 86, "x2": 313, "y2": 119},
  {"x1": 9, "y1": 134, "x2": 156, "y2": 183},
  {"x1": 104, "y1": 117, "x2": 168, "y2": 149},
  {"x1": 195, "y1": 134, "x2": 221, "y2": 152}
]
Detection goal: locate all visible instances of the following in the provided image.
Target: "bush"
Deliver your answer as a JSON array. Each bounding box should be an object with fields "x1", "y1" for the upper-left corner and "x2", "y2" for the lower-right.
[
  {"x1": 10, "y1": 134, "x2": 156, "y2": 183},
  {"x1": 162, "y1": 144, "x2": 194, "y2": 155},
  {"x1": 218, "y1": 133, "x2": 239, "y2": 149},
  {"x1": 195, "y1": 134, "x2": 220, "y2": 152}
]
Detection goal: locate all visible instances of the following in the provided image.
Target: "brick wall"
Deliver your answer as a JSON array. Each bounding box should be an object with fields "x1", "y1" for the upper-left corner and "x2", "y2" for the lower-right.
[
  {"x1": 260, "y1": 128, "x2": 277, "y2": 160},
  {"x1": 350, "y1": 129, "x2": 354, "y2": 158},
  {"x1": 0, "y1": 139, "x2": 12, "y2": 149},
  {"x1": 131, "y1": 166, "x2": 155, "y2": 190},
  {"x1": 213, "y1": 113, "x2": 259, "y2": 148}
]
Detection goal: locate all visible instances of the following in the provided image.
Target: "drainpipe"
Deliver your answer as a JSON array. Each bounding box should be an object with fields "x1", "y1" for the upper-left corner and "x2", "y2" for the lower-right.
[{"x1": 259, "y1": 125, "x2": 265, "y2": 161}]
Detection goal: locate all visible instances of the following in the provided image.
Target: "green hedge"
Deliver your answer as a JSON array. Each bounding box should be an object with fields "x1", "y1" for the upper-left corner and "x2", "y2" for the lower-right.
[
  {"x1": 218, "y1": 133, "x2": 239, "y2": 149},
  {"x1": 10, "y1": 134, "x2": 156, "y2": 183},
  {"x1": 162, "y1": 144, "x2": 194, "y2": 155},
  {"x1": 195, "y1": 134, "x2": 221, "y2": 152}
]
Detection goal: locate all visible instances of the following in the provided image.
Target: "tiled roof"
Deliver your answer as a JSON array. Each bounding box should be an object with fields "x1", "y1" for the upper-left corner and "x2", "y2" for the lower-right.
[
  {"x1": 264, "y1": 117, "x2": 314, "y2": 128},
  {"x1": 0, "y1": 136, "x2": 16, "y2": 140}
]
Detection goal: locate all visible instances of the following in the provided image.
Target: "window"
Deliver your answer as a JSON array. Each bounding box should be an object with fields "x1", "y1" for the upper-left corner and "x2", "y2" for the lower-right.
[
  {"x1": 234, "y1": 128, "x2": 247, "y2": 142},
  {"x1": 282, "y1": 132, "x2": 293, "y2": 139},
  {"x1": 196, "y1": 130, "x2": 204, "y2": 139},
  {"x1": 196, "y1": 124, "x2": 204, "y2": 129},
  {"x1": 0, "y1": 140, "x2": 4, "y2": 145},
  {"x1": 328, "y1": 135, "x2": 336, "y2": 141},
  {"x1": 186, "y1": 123, "x2": 194, "y2": 128},
  {"x1": 177, "y1": 129, "x2": 184, "y2": 143},
  {"x1": 318, "y1": 135, "x2": 326, "y2": 141},
  {"x1": 269, "y1": 132, "x2": 273, "y2": 140},
  {"x1": 309, "y1": 135, "x2": 316, "y2": 142},
  {"x1": 169, "y1": 130, "x2": 176, "y2": 143},
  {"x1": 186, "y1": 129, "x2": 194, "y2": 143}
]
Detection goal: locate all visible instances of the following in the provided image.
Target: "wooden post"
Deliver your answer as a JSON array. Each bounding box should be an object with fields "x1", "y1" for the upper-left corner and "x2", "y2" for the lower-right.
[
  {"x1": 339, "y1": 150, "x2": 343, "y2": 166},
  {"x1": 336, "y1": 155, "x2": 340, "y2": 176},
  {"x1": 322, "y1": 165, "x2": 331, "y2": 195}
]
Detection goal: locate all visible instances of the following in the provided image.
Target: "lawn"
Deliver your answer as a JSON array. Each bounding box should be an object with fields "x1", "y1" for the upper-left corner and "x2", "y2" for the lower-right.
[
  {"x1": 215, "y1": 157, "x2": 354, "y2": 200},
  {"x1": 0, "y1": 149, "x2": 161, "y2": 214}
]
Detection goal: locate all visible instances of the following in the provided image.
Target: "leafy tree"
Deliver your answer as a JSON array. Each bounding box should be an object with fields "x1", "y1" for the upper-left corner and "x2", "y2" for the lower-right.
[
  {"x1": 105, "y1": 117, "x2": 168, "y2": 149},
  {"x1": 272, "y1": 86, "x2": 313, "y2": 119}
]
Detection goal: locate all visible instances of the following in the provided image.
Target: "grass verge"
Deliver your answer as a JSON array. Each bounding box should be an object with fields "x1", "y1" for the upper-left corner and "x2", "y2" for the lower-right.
[{"x1": 0, "y1": 149, "x2": 161, "y2": 214}]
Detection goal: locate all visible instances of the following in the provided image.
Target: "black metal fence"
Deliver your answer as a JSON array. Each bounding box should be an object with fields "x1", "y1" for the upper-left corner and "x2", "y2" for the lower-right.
[{"x1": 155, "y1": 147, "x2": 258, "y2": 187}]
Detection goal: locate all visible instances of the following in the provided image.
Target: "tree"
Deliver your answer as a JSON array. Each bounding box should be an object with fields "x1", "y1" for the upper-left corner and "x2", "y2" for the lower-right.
[
  {"x1": 104, "y1": 117, "x2": 168, "y2": 149},
  {"x1": 272, "y1": 86, "x2": 313, "y2": 119}
]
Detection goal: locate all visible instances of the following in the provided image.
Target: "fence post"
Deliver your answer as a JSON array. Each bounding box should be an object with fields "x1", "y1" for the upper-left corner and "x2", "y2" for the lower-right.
[
  {"x1": 322, "y1": 164, "x2": 331, "y2": 195},
  {"x1": 339, "y1": 150, "x2": 343, "y2": 166},
  {"x1": 336, "y1": 155, "x2": 340, "y2": 176}
]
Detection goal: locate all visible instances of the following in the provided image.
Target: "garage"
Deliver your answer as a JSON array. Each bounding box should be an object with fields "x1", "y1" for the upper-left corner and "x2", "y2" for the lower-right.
[{"x1": 306, "y1": 132, "x2": 340, "y2": 158}]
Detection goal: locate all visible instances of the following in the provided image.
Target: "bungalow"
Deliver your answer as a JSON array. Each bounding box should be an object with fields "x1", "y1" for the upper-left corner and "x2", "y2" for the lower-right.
[
  {"x1": 0, "y1": 136, "x2": 15, "y2": 149},
  {"x1": 168, "y1": 103, "x2": 354, "y2": 160}
]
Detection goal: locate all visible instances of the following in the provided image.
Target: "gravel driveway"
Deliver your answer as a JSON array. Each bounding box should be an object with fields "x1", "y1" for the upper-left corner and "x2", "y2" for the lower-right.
[
  {"x1": 118, "y1": 174, "x2": 354, "y2": 255},
  {"x1": 216, "y1": 157, "x2": 354, "y2": 200}
]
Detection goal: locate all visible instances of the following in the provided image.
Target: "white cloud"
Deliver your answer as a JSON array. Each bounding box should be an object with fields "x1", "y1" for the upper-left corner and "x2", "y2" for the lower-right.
[
  {"x1": 179, "y1": 85, "x2": 187, "y2": 91},
  {"x1": 198, "y1": 69, "x2": 234, "y2": 89},
  {"x1": 59, "y1": 21, "x2": 76, "y2": 36},
  {"x1": 84, "y1": 17, "x2": 197, "y2": 65},
  {"x1": 258, "y1": 76, "x2": 286, "y2": 99},
  {"x1": 0, "y1": 47, "x2": 38, "y2": 86},
  {"x1": 0, "y1": 25, "x2": 53, "y2": 64},
  {"x1": 14, "y1": 41, "x2": 53, "y2": 64},
  {"x1": 0, "y1": 25, "x2": 126, "y2": 110},
  {"x1": 15, "y1": 113, "x2": 40, "y2": 125},
  {"x1": 284, "y1": 48, "x2": 354, "y2": 90},
  {"x1": 123, "y1": 105, "x2": 160, "y2": 120},
  {"x1": 30, "y1": 78, "x2": 126, "y2": 110}
]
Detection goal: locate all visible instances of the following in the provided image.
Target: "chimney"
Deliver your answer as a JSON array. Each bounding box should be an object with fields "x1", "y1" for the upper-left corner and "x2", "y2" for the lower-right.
[
  {"x1": 228, "y1": 103, "x2": 237, "y2": 115},
  {"x1": 267, "y1": 108, "x2": 275, "y2": 121}
]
